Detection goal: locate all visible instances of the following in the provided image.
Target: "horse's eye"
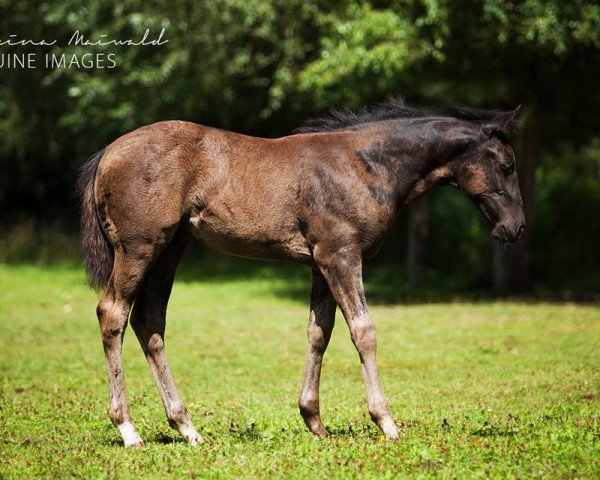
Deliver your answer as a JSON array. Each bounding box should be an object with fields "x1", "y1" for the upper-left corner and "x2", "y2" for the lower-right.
[{"x1": 499, "y1": 162, "x2": 513, "y2": 175}]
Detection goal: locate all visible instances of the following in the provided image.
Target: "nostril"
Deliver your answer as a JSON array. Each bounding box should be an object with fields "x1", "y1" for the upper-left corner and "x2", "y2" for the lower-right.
[{"x1": 517, "y1": 224, "x2": 526, "y2": 237}]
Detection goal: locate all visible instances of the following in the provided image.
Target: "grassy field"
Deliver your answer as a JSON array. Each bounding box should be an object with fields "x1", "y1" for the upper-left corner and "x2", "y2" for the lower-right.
[{"x1": 0, "y1": 258, "x2": 598, "y2": 479}]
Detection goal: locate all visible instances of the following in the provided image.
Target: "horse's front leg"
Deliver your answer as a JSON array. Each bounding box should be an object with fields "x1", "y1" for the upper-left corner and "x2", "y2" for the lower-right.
[
  {"x1": 299, "y1": 269, "x2": 336, "y2": 437},
  {"x1": 314, "y1": 245, "x2": 400, "y2": 439}
]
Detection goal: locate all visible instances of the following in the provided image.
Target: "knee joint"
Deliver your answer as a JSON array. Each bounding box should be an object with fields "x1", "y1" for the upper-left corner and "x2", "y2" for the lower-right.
[
  {"x1": 307, "y1": 332, "x2": 327, "y2": 355},
  {"x1": 98, "y1": 300, "x2": 129, "y2": 347},
  {"x1": 96, "y1": 299, "x2": 111, "y2": 321},
  {"x1": 146, "y1": 334, "x2": 164, "y2": 355}
]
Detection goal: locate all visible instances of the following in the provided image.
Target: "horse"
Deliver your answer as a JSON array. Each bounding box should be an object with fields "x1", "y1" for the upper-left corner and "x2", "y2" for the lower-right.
[{"x1": 78, "y1": 97, "x2": 525, "y2": 447}]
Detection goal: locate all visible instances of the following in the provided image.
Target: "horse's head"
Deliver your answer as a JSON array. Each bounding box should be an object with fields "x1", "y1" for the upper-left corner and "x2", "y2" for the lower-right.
[{"x1": 453, "y1": 107, "x2": 526, "y2": 243}]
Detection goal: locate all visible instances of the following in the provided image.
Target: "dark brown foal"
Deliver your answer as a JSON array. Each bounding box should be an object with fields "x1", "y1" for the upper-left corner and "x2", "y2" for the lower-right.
[{"x1": 79, "y1": 98, "x2": 525, "y2": 446}]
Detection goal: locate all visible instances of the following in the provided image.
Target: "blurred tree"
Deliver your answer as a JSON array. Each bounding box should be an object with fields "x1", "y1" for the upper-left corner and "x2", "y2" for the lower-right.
[{"x1": 407, "y1": 198, "x2": 428, "y2": 288}]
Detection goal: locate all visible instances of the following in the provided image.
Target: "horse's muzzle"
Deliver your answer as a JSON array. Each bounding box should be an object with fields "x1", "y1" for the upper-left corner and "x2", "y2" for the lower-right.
[{"x1": 492, "y1": 221, "x2": 526, "y2": 244}]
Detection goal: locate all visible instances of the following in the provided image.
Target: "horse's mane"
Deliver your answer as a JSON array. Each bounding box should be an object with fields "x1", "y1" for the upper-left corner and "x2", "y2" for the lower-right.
[{"x1": 295, "y1": 96, "x2": 519, "y2": 133}]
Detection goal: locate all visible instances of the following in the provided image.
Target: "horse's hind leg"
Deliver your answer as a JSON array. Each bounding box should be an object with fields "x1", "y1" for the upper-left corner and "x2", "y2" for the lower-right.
[
  {"x1": 299, "y1": 269, "x2": 336, "y2": 437},
  {"x1": 97, "y1": 246, "x2": 159, "y2": 447},
  {"x1": 130, "y1": 231, "x2": 202, "y2": 445}
]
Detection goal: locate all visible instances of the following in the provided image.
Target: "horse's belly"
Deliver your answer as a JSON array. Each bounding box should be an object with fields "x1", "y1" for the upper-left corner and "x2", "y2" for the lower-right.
[{"x1": 187, "y1": 212, "x2": 312, "y2": 264}]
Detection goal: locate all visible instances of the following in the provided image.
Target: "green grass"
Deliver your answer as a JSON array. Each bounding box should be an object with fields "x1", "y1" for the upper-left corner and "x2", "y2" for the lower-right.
[{"x1": 0, "y1": 259, "x2": 598, "y2": 479}]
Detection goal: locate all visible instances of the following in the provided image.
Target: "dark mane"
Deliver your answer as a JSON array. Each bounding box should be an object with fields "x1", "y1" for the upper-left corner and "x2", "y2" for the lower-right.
[{"x1": 295, "y1": 96, "x2": 519, "y2": 133}]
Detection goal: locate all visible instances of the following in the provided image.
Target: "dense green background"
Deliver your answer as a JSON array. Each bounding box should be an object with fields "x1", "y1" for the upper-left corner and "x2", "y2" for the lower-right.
[{"x1": 1, "y1": 0, "x2": 599, "y2": 294}]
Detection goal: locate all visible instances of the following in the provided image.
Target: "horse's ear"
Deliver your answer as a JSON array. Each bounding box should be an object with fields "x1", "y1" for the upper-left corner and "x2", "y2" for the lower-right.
[{"x1": 482, "y1": 105, "x2": 521, "y2": 137}]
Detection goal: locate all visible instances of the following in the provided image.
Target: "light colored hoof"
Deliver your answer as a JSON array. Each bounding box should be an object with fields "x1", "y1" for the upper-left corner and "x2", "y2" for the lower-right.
[
  {"x1": 180, "y1": 424, "x2": 203, "y2": 446},
  {"x1": 124, "y1": 438, "x2": 145, "y2": 448},
  {"x1": 185, "y1": 434, "x2": 204, "y2": 446},
  {"x1": 118, "y1": 422, "x2": 144, "y2": 448},
  {"x1": 381, "y1": 418, "x2": 401, "y2": 440},
  {"x1": 123, "y1": 432, "x2": 145, "y2": 447}
]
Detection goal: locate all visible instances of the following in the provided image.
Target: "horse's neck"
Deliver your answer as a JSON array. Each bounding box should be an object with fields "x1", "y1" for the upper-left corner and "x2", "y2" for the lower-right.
[{"x1": 358, "y1": 128, "x2": 453, "y2": 207}]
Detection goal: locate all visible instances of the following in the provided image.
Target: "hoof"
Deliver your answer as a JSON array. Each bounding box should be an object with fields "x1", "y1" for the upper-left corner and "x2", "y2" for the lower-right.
[
  {"x1": 124, "y1": 437, "x2": 145, "y2": 448},
  {"x1": 118, "y1": 422, "x2": 144, "y2": 448},
  {"x1": 380, "y1": 417, "x2": 401, "y2": 440},
  {"x1": 186, "y1": 434, "x2": 204, "y2": 446},
  {"x1": 304, "y1": 415, "x2": 329, "y2": 438},
  {"x1": 179, "y1": 424, "x2": 203, "y2": 446},
  {"x1": 312, "y1": 430, "x2": 329, "y2": 440}
]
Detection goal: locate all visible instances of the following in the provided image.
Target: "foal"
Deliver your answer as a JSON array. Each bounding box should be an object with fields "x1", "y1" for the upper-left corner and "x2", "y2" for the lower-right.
[{"x1": 79, "y1": 98, "x2": 525, "y2": 446}]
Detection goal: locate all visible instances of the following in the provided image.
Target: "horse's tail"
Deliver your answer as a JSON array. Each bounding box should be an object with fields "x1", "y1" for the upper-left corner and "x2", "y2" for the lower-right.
[{"x1": 77, "y1": 148, "x2": 113, "y2": 291}]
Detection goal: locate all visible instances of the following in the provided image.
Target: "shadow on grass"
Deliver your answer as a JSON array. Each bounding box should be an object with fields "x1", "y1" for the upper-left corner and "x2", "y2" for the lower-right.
[
  {"x1": 174, "y1": 245, "x2": 494, "y2": 306},
  {"x1": 153, "y1": 433, "x2": 184, "y2": 445},
  {"x1": 176, "y1": 245, "x2": 600, "y2": 305},
  {"x1": 105, "y1": 435, "x2": 185, "y2": 447}
]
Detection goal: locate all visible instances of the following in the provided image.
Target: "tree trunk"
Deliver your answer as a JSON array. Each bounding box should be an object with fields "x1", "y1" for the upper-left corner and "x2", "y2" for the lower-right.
[
  {"x1": 407, "y1": 198, "x2": 429, "y2": 287},
  {"x1": 373, "y1": 219, "x2": 403, "y2": 265},
  {"x1": 492, "y1": 102, "x2": 541, "y2": 294}
]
